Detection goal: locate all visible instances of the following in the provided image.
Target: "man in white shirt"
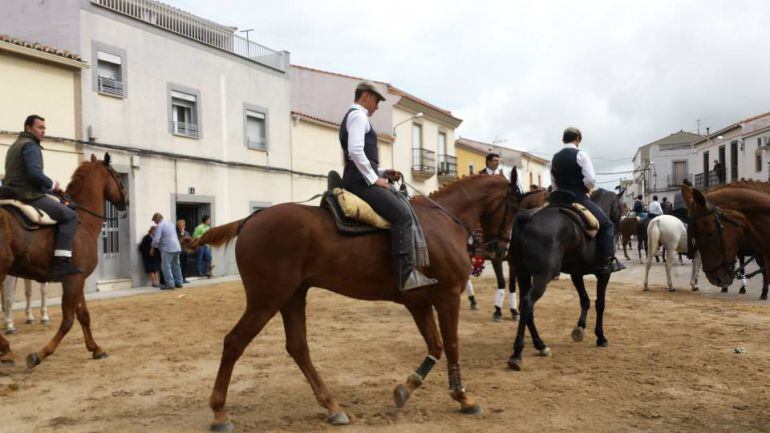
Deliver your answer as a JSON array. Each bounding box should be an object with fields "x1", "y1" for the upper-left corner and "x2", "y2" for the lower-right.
[
  {"x1": 648, "y1": 195, "x2": 663, "y2": 217},
  {"x1": 339, "y1": 81, "x2": 435, "y2": 292},
  {"x1": 550, "y1": 127, "x2": 623, "y2": 274},
  {"x1": 482, "y1": 153, "x2": 503, "y2": 176}
]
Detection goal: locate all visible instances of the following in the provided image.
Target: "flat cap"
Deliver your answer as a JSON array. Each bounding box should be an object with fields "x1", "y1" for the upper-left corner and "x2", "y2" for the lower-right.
[{"x1": 356, "y1": 80, "x2": 386, "y2": 102}]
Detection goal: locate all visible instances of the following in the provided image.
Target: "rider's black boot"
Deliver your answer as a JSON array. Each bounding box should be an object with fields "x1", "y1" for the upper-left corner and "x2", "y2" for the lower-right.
[{"x1": 48, "y1": 257, "x2": 83, "y2": 281}]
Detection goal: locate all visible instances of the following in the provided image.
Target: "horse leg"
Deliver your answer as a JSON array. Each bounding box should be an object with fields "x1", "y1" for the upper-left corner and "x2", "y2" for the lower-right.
[
  {"x1": 571, "y1": 273, "x2": 590, "y2": 342},
  {"x1": 643, "y1": 248, "x2": 653, "y2": 291},
  {"x1": 40, "y1": 283, "x2": 50, "y2": 324},
  {"x1": 761, "y1": 256, "x2": 769, "y2": 301},
  {"x1": 665, "y1": 247, "x2": 675, "y2": 292},
  {"x1": 492, "y1": 260, "x2": 505, "y2": 322},
  {"x1": 595, "y1": 274, "x2": 610, "y2": 347},
  {"x1": 509, "y1": 267, "x2": 530, "y2": 370},
  {"x1": 26, "y1": 278, "x2": 80, "y2": 368},
  {"x1": 622, "y1": 236, "x2": 630, "y2": 260},
  {"x1": 525, "y1": 284, "x2": 550, "y2": 357},
  {"x1": 508, "y1": 264, "x2": 519, "y2": 321},
  {"x1": 464, "y1": 280, "x2": 478, "y2": 310},
  {"x1": 690, "y1": 252, "x2": 701, "y2": 291},
  {"x1": 24, "y1": 279, "x2": 34, "y2": 324},
  {"x1": 74, "y1": 289, "x2": 107, "y2": 359},
  {"x1": 393, "y1": 302, "x2": 443, "y2": 409},
  {"x1": 209, "y1": 306, "x2": 277, "y2": 431},
  {"x1": 2, "y1": 276, "x2": 17, "y2": 335},
  {"x1": 280, "y1": 290, "x2": 348, "y2": 425},
  {"x1": 435, "y1": 294, "x2": 481, "y2": 415}
]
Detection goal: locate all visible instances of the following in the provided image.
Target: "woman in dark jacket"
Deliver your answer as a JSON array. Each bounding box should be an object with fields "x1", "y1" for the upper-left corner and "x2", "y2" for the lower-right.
[{"x1": 139, "y1": 226, "x2": 162, "y2": 287}]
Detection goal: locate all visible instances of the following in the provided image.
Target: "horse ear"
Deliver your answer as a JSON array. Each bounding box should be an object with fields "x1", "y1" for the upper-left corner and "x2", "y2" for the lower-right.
[
  {"x1": 509, "y1": 167, "x2": 518, "y2": 185},
  {"x1": 90, "y1": 154, "x2": 97, "y2": 163},
  {"x1": 104, "y1": 152, "x2": 111, "y2": 166},
  {"x1": 691, "y1": 188, "x2": 707, "y2": 208}
]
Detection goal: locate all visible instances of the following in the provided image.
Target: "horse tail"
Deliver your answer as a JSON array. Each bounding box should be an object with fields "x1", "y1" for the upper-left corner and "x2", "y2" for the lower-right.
[
  {"x1": 648, "y1": 219, "x2": 661, "y2": 258},
  {"x1": 187, "y1": 219, "x2": 243, "y2": 249}
]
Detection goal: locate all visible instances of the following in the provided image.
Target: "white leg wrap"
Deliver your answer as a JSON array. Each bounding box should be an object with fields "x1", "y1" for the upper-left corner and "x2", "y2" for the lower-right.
[
  {"x1": 54, "y1": 250, "x2": 72, "y2": 257},
  {"x1": 495, "y1": 289, "x2": 505, "y2": 309},
  {"x1": 509, "y1": 292, "x2": 517, "y2": 310},
  {"x1": 465, "y1": 280, "x2": 475, "y2": 297}
]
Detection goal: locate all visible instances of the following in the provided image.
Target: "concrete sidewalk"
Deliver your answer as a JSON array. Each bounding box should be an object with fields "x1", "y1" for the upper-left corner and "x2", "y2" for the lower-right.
[{"x1": 8, "y1": 274, "x2": 241, "y2": 311}]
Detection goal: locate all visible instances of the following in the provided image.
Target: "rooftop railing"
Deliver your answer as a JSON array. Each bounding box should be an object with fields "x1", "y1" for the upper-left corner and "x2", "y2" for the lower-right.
[{"x1": 91, "y1": 0, "x2": 288, "y2": 72}]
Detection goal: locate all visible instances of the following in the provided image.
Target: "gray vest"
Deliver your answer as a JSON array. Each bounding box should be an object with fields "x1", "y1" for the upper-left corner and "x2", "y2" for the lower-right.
[{"x1": 3, "y1": 133, "x2": 46, "y2": 201}]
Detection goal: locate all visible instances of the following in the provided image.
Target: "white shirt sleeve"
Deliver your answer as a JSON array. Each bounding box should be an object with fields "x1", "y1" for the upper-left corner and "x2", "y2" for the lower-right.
[
  {"x1": 346, "y1": 109, "x2": 380, "y2": 185},
  {"x1": 576, "y1": 150, "x2": 596, "y2": 190}
]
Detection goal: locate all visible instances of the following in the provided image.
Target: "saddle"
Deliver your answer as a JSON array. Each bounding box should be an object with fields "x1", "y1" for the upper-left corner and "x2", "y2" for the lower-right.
[
  {"x1": 320, "y1": 171, "x2": 389, "y2": 235},
  {"x1": 0, "y1": 187, "x2": 58, "y2": 229},
  {"x1": 533, "y1": 190, "x2": 599, "y2": 238}
]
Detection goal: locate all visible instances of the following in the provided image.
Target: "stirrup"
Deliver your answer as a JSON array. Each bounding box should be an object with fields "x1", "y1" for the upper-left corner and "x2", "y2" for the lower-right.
[{"x1": 400, "y1": 270, "x2": 437, "y2": 292}]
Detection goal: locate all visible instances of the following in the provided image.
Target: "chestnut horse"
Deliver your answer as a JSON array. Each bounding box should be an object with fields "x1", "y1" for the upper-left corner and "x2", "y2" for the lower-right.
[
  {"x1": 0, "y1": 154, "x2": 127, "y2": 366},
  {"x1": 190, "y1": 172, "x2": 519, "y2": 431},
  {"x1": 618, "y1": 216, "x2": 637, "y2": 260},
  {"x1": 682, "y1": 181, "x2": 770, "y2": 290}
]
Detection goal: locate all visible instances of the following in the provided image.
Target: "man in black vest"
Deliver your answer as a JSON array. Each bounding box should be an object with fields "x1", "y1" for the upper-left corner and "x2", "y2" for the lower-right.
[
  {"x1": 3, "y1": 115, "x2": 82, "y2": 280},
  {"x1": 340, "y1": 81, "x2": 435, "y2": 291},
  {"x1": 550, "y1": 127, "x2": 623, "y2": 274}
]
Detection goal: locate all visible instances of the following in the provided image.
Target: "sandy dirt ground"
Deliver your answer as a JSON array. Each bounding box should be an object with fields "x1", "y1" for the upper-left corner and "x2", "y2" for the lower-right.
[{"x1": 1, "y1": 273, "x2": 769, "y2": 433}]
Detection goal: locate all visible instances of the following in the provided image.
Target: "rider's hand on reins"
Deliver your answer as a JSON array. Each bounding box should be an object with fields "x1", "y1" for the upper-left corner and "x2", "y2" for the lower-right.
[{"x1": 374, "y1": 178, "x2": 390, "y2": 189}]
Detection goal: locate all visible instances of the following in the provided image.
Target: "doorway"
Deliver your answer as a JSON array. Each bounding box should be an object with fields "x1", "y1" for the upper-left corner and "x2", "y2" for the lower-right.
[
  {"x1": 176, "y1": 201, "x2": 211, "y2": 278},
  {"x1": 98, "y1": 173, "x2": 131, "y2": 283}
]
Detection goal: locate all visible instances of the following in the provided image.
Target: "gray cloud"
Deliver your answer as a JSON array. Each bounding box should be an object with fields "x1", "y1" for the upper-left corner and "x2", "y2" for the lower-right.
[{"x1": 173, "y1": 0, "x2": 770, "y2": 183}]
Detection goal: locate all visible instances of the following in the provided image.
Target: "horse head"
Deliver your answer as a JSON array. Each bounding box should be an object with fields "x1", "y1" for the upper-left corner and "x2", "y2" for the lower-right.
[
  {"x1": 682, "y1": 184, "x2": 744, "y2": 287},
  {"x1": 478, "y1": 167, "x2": 520, "y2": 261},
  {"x1": 89, "y1": 153, "x2": 129, "y2": 212}
]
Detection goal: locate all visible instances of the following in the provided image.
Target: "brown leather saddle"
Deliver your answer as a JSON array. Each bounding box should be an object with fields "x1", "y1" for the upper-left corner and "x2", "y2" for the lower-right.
[
  {"x1": 320, "y1": 171, "x2": 388, "y2": 235},
  {"x1": 534, "y1": 190, "x2": 599, "y2": 238}
]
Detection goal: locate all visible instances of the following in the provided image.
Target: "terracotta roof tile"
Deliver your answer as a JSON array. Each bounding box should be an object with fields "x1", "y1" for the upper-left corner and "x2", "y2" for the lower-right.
[
  {"x1": 0, "y1": 34, "x2": 84, "y2": 62},
  {"x1": 291, "y1": 111, "x2": 395, "y2": 141}
]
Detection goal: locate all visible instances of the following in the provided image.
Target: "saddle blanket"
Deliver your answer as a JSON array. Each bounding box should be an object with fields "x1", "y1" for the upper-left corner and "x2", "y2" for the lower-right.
[
  {"x1": 0, "y1": 198, "x2": 57, "y2": 226},
  {"x1": 332, "y1": 188, "x2": 390, "y2": 229}
]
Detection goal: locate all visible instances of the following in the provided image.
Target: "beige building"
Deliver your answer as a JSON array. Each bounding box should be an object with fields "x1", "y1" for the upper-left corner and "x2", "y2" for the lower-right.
[
  {"x1": 0, "y1": 34, "x2": 87, "y2": 186},
  {"x1": 455, "y1": 138, "x2": 550, "y2": 190},
  {"x1": 290, "y1": 65, "x2": 462, "y2": 198}
]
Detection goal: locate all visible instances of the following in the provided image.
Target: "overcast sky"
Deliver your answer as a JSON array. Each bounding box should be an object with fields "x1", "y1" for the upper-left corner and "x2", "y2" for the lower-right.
[{"x1": 173, "y1": 0, "x2": 770, "y2": 186}]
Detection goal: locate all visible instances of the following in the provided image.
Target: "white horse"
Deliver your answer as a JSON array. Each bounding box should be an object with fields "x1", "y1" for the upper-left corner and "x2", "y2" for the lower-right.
[
  {"x1": 1, "y1": 277, "x2": 50, "y2": 334},
  {"x1": 643, "y1": 215, "x2": 701, "y2": 292}
]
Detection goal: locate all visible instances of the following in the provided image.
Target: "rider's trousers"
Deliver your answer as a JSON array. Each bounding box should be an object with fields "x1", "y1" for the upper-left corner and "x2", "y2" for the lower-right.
[{"x1": 28, "y1": 195, "x2": 80, "y2": 256}]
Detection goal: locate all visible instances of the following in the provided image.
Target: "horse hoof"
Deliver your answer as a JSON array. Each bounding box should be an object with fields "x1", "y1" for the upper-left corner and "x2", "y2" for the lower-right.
[
  {"x1": 92, "y1": 351, "x2": 109, "y2": 360},
  {"x1": 537, "y1": 347, "x2": 551, "y2": 357},
  {"x1": 327, "y1": 411, "x2": 350, "y2": 426},
  {"x1": 4, "y1": 327, "x2": 16, "y2": 335},
  {"x1": 41, "y1": 319, "x2": 50, "y2": 326},
  {"x1": 760, "y1": 295, "x2": 768, "y2": 301},
  {"x1": 668, "y1": 288, "x2": 676, "y2": 292},
  {"x1": 643, "y1": 287, "x2": 650, "y2": 292},
  {"x1": 210, "y1": 421, "x2": 234, "y2": 432},
  {"x1": 470, "y1": 303, "x2": 479, "y2": 311},
  {"x1": 571, "y1": 326, "x2": 585, "y2": 342},
  {"x1": 507, "y1": 357, "x2": 522, "y2": 371},
  {"x1": 739, "y1": 287, "x2": 746, "y2": 294},
  {"x1": 692, "y1": 287, "x2": 699, "y2": 292},
  {"x1": 393, "y1": 384, "x2": 410, "y2": 408},
  {"x1": 597, "y1": 340, "x2": 609, "y2": 348},
  {"x1": 26, "y1": 353, "x2": 41, "y2": 369},
  {"x1": 492, "y1": 313, "x2": 503, "y2": 323},
  {"x1": 25, "y1": 319, "x2": 35, "y2": 325},
  {"x1": 721, "y1": 287, "x2": 728, "y2": 293},
  {"x1": 460, "y1": 403, "x2": 483, "y2": 415}
]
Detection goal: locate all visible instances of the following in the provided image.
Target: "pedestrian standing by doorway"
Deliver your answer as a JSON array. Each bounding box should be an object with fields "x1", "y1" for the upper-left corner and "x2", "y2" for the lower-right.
[
  {"x1": 176, "y1": 219, "x2": 191, "y2": 283},
  {"x1": 151, "y1": 212, "x2": 183, "y2": 289},
  {"x1": 138, "y1": 225, "x2": 161, "y2": 287},
  {"x1": 193, "y1": 215, "x2": 212, "y2": 277}
]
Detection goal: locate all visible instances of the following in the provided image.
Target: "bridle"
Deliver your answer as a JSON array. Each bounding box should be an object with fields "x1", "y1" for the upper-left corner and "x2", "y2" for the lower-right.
[
  {"x1": 60, "y1": 166, "x2": 128, "y2": 222},
  {"x1": 688, "y1": 205, "x2": 742, "y2": 276}
]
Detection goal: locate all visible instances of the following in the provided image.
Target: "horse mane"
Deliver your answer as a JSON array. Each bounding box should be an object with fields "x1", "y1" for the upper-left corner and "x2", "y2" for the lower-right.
[
  {"x1": 65, "y1": 160, "x2": 100, "y2": 196},
  {"x1": 707, "y1": 180, "x2": 770, "y2": 195},
  {"x1": 425, "y1": 173, "x2": 504, "y2": 200}
]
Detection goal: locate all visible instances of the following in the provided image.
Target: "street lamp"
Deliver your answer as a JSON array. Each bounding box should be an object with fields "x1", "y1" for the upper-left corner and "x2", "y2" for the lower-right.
[{"x1": 393, "y1": 112, "x2": 423, "y2": 136}]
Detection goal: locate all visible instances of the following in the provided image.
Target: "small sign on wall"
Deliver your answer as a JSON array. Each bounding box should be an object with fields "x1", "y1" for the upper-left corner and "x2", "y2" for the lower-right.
[{"x1": 188, "y1": 187, "x2": 195, "y2": 195}]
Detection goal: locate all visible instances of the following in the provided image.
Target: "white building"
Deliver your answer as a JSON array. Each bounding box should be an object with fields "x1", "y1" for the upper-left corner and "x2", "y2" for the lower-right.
[
  {"x1": 1, "y1": 0, "x2": 298, "y2": 290},
  {"x1": 690, "y1": 111, "x2": 770, "y2": 190},
  {"x1": 630, "y1": 130, "x2": 702, "y2": 204}
]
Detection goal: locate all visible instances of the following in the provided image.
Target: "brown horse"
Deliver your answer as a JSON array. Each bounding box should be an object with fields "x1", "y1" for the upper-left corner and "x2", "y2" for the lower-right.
[
  {"x1": 618, "y1": 216, "x2": 638, "y2": 260},
  {"x1": 0, "y1": 154, "x2": 127, "y2": 366},
  {"x1": 682, "y1": 181, "x2": 770, "y2": 289},
  {"x1": 190, "y1": 172, "x2": 520, "y2": 431}
]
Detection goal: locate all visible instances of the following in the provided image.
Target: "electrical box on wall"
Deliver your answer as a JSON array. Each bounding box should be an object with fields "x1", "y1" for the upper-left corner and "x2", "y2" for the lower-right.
[
  {"x1": 188, "y1": 187, "x2": 195, "y2": 195},
  {"x1": 130, "y1": 155, "x2": 141, "y2": 168}
]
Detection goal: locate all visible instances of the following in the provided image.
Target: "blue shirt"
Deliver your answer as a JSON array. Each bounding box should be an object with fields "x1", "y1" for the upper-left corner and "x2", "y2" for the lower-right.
[{"x1": 151, "y1": 220, "x2": 181, "y2": 253}]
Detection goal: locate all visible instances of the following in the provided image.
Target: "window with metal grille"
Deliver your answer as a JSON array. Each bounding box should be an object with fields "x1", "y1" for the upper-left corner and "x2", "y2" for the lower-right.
[
  {"x1": 245, "y1": 110, "x2": 267, "y2": 150},
  {"x1": 101, "y1": 201, "x2": 120, "y2": 255},
  {"x1": 170, "y1": 90, "x2": 199, "y2": 138},
  {"x1": 412, "y1": 123, "x2": 423, "y2": 148},
  {"x1": 96, "y1": 51, "x2": 124, "y2": 97}
]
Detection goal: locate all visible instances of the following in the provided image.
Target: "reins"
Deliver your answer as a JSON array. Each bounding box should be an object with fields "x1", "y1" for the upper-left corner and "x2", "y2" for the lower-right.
[
  {"x1": 688, "y1": 205, "x2": 742, "y2": 275},
  {"x1": 59, "y1": 192, "x2": 121, "y2": 222}
]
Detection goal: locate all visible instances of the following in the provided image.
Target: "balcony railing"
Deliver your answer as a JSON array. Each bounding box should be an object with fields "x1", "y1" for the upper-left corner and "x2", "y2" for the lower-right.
[
  {"x1": 412, "y1": 148, "x2": 436, "y2": 177},
  {"x1": 91, "y1": 0, "x2": 288, "y2": 72},
  {"x1": 97, "y1": 75, "x2": 124, "y2": 97},
  {"x1": 170, "y1": 120, "x2": 199, "y2": 138},
  {"x1": 438, "y1": 154, "x2": 457, "y2": 178},
  {"x1": 693, "y1": 170, "x2": 725, "y2": 191},
  {"x1": 667, "y1": 173, "x2": 692, "y2": 188}
]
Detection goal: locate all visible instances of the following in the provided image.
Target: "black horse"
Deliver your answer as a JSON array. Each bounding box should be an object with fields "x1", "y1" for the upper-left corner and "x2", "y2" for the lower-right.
[
  {"x1": 732, "y1": 239, "x2": 768, "y2": 300},
  {"x1": 507, "y1": 188, "x2": 621, "y2": 370}
]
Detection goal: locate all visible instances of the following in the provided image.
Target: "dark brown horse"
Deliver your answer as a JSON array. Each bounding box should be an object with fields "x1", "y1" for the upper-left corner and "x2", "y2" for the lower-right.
[
  {"x1": 0, "y1": 154, "x2": 127, "y2": 366},
  {"x1": 190, "y1": 173, "x2": 520, "y2": 431},
  {"x1": 683, "y1": 181, "x2": 770, "y2": 290},
  {"x1": 618, "y1": 216, "x2": 638, "y2": 260}
]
